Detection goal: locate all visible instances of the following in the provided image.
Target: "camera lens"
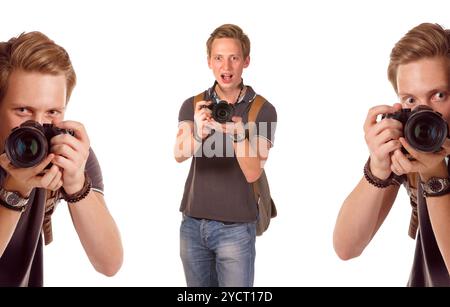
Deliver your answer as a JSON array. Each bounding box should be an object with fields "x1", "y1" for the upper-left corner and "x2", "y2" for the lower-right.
[
  {"x1": 5, "y1": 126, "x2": 48, "y2": 168},
  {"x1": 212, "y1": 101, "x2": 234, "y2": 123},
  {"x1": 404, "y1": 110, "x2": 448, "y2": 152}
]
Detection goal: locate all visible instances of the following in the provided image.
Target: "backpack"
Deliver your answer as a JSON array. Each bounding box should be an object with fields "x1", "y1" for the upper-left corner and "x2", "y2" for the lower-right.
[{"x1": 193, "y1": 92, "x2": 277, "y2": 236}]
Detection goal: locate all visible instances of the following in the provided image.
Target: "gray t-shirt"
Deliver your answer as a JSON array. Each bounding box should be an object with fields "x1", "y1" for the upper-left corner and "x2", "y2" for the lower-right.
[
  {"x1": 407, "y1": 160, "x2": 450, "y2": 286},
  {"x1": 178, "y1": 85, "x2": 277, "y2": 223},
  {"x1": 0, "y1": 148, "x2": 104, "y2": 287}
]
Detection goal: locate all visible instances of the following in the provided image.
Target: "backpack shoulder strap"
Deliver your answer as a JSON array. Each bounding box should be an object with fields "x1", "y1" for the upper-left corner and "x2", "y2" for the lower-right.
[
  {"x1": 193, "y1": 92, "x2": 206, "y2": 110},
  {"x1": 248, "y1": 95, "x2": 266, "y2": 123}
]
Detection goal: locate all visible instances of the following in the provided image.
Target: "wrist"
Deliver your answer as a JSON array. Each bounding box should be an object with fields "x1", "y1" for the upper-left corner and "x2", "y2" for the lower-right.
[
  {"x1": 61, "y1": 172, "x2": 92, "y2": 204},
  {"x1": 369, "y1": 161, "x2": 391, "y2": 180},
  {"x1": 62, "y1": 174, "x2": 85, "y2": 195},
  {"x1": 3, "y1": 175, "x2": 32, "y2": 198},
  {"x1": 420, "y1": 161, "x2": 448, "y2": 181}
]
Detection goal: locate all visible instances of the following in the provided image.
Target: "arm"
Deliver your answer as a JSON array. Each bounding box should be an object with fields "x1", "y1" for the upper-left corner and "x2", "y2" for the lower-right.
[
  {"x1": 67, "y1": 191, "x2": 123, "y2": 277},
  {"x1": 333, "y1": 104, "x2": 403, "y2": 260},
  {"x1": 174, "y1": 121, "x2": 202, "y2": 163},
  {"x1": 51, "y1": 121, "x2": 123, "y2": 276},
  {"x1": 0, "y1": 153, "x2": 62, "y2": 257},
  {"x1": 391, "y1": 138, "x2": 450, "y2": 273},
  {"x1": 334, "y1": 177, "x2": 400, "y2": 260},
  {"x1": 233, "y1": 135, "x2": 271, "y2": 183},
  {"x1": 174, "y1": 100, "x2": 212, "y2": 163}
]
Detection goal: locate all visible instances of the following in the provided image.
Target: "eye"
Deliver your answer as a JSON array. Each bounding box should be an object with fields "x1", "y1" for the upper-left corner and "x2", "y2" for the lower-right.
[
  {"x1": 403, "y1": 97, "x2": 416, "y2": 105},
  {"x1": 47, "y1": 110, "x2": 61, "y2": 116},
  {"x1": 214, "y1": 56, "x2": 222, "y2": 61},
  {"x1": 15, "y1": 107, "x2": 31, "y2": 115},
  {"x1": 432, "y1": 91, "x2": 447, "y2": 102}
]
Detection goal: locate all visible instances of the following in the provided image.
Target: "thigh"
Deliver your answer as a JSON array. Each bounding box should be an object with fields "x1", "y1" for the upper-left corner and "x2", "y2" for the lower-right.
[
  {"x1": 214, "y1": 222, "x2": 256, "y2": 287},
  {"x1": 180, "y1": 215, "x2": 217, "y2": 287}
]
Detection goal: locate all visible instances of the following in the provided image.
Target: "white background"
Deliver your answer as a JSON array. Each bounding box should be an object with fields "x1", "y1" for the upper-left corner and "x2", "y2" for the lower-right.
[{"x1": 1, "y1": 0, "x2": 449, "y2": 286}]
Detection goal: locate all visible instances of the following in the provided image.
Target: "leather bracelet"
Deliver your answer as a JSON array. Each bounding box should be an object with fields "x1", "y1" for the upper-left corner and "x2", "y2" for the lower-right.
[
  {"x1": 363, "y1": 157, "x2": 395, "y2": 188},
  {"x1": 61, "y1": 172, "x2": 92, "y2": 204}
]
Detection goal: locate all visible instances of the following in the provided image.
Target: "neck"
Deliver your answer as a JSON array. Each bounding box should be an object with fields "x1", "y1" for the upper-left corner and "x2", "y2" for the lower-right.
[{"x1": 215, "y1": 81, "x2": 244, "y2": 104}]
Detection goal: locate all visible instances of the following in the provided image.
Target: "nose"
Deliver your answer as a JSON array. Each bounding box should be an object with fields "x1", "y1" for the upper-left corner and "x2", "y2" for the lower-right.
[
  {"x1": 31, "y1": 113, "x2": 45, "y2": 125},
  {"x1": 223, "y1": 58, "x2": 231, "y2": 70}
]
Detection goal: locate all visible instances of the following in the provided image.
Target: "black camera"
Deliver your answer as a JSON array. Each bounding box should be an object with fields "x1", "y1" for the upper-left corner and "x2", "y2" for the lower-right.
[
  {"x1": 383, "y1": 106, "x2": 449, "y2": 153},
  {"x1": 4, "y1": 120, "x2": 74, "y2": 168},
  {"x1": 205, "y1": 100, "x2": 235, "y2": 123}
]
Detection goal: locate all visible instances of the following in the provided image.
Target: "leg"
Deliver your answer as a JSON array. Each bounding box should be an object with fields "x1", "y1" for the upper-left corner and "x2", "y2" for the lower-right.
[
  {"x1": 213, "y1": 222, "x2": 256, "y2": 287},
  {"x1": 180, "y1": 216, "x2": 218, "y2": 287}
]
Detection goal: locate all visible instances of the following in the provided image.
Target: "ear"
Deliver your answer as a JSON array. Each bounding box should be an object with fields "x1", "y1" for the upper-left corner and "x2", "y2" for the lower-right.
[
  {"x1": 243, "y1": 56, "x2": 250, "y2": 68},
  {"x1": 207, "y1": 56, "x2": 212, "y2": 69}
]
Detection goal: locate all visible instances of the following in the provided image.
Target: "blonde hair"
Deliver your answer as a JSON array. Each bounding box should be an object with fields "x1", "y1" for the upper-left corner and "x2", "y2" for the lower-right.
[
  {"x1": 388, "y1": 23, "x2": 450, "y2": 92},
  {"x1": 0, "y1": 31, "x2": 76, "y2": 104},
  {"x1": 206, "y1": 24, "x2": 251, "y2": 58}
]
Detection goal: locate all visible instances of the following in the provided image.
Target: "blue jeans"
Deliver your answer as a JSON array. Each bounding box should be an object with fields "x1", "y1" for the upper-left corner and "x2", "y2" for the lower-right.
[{"x1": 180, "y1": 215, "x2": 256, "y2": 287}]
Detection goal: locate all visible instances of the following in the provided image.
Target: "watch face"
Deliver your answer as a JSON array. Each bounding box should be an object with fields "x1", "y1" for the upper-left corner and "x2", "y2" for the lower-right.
[
  {"x1": 6, "y1": 193, "x2": 20, "y2": 206},
  {"x1": 429, "y1": 177, "x2": 444, "y2": 193}
]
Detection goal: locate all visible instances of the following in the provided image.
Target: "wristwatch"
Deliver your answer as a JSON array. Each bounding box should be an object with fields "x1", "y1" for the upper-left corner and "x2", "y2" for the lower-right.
[
  {"x1": 421, "y1": 177, "x2": 450, "y2": 197},
  {"x1": 0, "y1": 187, "x2": 29, "y2": 212},
  {"x1": 230, "y1": 132, "x2": 246, "y2": 143}
]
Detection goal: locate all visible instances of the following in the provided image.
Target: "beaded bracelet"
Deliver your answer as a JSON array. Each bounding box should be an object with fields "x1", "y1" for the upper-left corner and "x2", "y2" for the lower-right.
[
  {"x1": 61, "y1": 172, "x2": 92, "y2": 203},
  {"x1": 363, "y1": 157, "x2": 395, "y2": 188}
]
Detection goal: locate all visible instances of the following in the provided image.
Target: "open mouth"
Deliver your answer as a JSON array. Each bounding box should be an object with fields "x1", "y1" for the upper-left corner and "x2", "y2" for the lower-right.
[{"x1": 220, "y1": 73, "x2": 233, "y2": 83}]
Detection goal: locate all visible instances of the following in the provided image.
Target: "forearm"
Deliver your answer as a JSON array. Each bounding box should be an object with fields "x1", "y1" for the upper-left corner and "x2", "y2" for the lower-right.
[
  {"x1": 0, "y1": 207, "x2": 21, "y2": 257},
  {"x1": 174, "y1": 132, "x2": 202, "y2": 163},
  {"x1": 334, "y1": 177, "x2": 398, "y2": 260},
  {"x1": 233, "y1": 139, "x2": 264, "y2": 183},
  {"x1": 68, "y1": 191, "x2": 123, "y2": 276}
]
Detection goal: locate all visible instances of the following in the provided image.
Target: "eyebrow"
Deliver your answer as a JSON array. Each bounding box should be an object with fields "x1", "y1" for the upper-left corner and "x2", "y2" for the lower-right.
[{"x1": 398, "y1": 85, "x2": 450, "y2": 96}]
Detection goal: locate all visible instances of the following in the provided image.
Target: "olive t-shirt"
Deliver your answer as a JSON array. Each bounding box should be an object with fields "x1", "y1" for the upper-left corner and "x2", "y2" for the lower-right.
[{"x1": 0, "y1": 148, "x2": 104, "y2": 287}]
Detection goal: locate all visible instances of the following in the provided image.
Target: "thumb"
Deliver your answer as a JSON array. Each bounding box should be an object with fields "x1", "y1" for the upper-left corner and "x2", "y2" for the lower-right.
[{"x1": 232, "y1": 116, "x2": 242, "y2": 123}]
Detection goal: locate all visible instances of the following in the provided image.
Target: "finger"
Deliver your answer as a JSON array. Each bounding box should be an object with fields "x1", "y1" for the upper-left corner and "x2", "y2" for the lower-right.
[
  {"x1": 35, "y1": 164, "x2": 60, "y2": 188},
  {"x1": 195, "y1": 100, "x2": 212, "y2": 111},
  {"x1": 51, "y1": 154, "x2": 75, "y2": 171},
  {"x1": 232, "y1": 116, "x2": 242, "y2": 123},
  {"x1": 31, "y1": 154, "x2": 56, "y2": 176},
  {"x1": 370, "y1": 118, "x2": 403, "y2": 138},
  {"x1": 442, "y1": 138, "x2": 450, "y2": 154},
  {"x1": 373, "y1": 128, "x2": 403, "y2": 147},
  {"x1": 50, "y1": 133, "x2": 84, "y2": 153},
  {"x1": 364, "y1": 104, "x2": 401, "y2": 131},
  {"x1": 376, "y1": 139, "x2": 402, "y2": 157},
  {"x1": 51, "y1": 144, "x2": 77, "y2": 161},
  {"x1": 399, "y1": 137, "x2": 422, "y2": 160},
  {"x1": 49, "y1": 180, "x2": 63, "y2": 192},
  {"x1": 48, "y1": 170, "x2": 63, "y2": 190},
  {"x1": 55, "y1": 121, "x2": 90, "y2": 145},
  {"x1": 391, "y1": 151, "x2": 407, "y2": 175},
  {"x1": 0, "y1": 153, "x2": 11, "y2": 171}
]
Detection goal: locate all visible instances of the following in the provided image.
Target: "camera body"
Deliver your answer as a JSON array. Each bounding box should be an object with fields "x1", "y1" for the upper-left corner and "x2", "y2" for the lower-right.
[
  {"x1": 5, "y1": 120, "x2": 74, "y2": 168},
  {"x1": 383, "y1": 105, "x2": 449, "y2": 153},
  {"x1": 205, "y1": 100, "x2": 235, "y2": 123}
]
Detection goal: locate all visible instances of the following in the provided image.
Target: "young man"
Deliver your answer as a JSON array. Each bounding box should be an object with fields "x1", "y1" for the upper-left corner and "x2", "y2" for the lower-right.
[
  {"x1": 0, "y1": 32, "x2": 123, "y2": 286},
  {"x1": 174, "y1": 24, "x2": 277, "y2": 287},
  {"x1": 334, "y1": 23, "x2": 450, "y2": 286}
]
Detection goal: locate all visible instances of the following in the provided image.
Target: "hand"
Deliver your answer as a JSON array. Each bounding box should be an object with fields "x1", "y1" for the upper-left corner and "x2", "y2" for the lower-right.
[
  {"x1": 390, "y1": 137, "x2": 450, "y2": 180},
  {"x1": 363, "y1": 103, "x2": 403, "y2": 179},
  {"x1": 193, "y1": 100, "x2": 213, "y2": 140},
  {"x1": 50, "y1": 121, "x2": 90, "y2": 195},
  {"x1": 0, "y1": 153, "x2": 63, "y2": 197}
]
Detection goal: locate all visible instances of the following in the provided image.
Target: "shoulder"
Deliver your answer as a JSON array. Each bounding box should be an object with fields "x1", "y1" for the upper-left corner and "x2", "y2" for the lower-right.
[{"x1": 251, "y1": 94, "x2": 277, "y2": 122}]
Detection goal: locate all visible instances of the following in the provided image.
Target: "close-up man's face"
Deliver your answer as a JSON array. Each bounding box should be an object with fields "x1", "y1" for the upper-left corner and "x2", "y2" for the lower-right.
[
  {"x1": 0, "y1": 70, "x2": 67, "y2": 152},
  {"x1": 208, "y1": 38, "x2": 250, "y2": 91},
  {"x1": 397, "y1": 56, "x2": 450, "y2": 123}
]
